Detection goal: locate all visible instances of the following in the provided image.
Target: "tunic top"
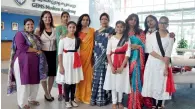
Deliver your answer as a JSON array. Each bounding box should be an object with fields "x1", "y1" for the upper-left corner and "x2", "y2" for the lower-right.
[{"x1": 13, "y1": 32, "x2": 40, "y2": 84}]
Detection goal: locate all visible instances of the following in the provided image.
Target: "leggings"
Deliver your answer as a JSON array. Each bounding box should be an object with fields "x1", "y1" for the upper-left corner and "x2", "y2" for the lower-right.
[
  {"x1": 64, "y1": 84, "x2": 76, "y2": 102},
  {"x1": 152, "y1": 98, "x2": 162, "y2": 107}
]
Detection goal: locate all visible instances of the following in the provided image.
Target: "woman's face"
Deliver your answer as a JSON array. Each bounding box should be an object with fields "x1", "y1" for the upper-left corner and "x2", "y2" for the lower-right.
[
  {"x1": 42, "y1": 13, "x2": 51, "y2": 24},
  {"x1": 67, "y1": 23, "x2": 76, "y2": 34},
  {"x1": 61, "y1": 14, "x2": 69, "y2": 24},
  {"x1": 81, "y1": 16, "x2": 89, "y2": 27},
  {"x1": 147, "y1": 17, "x2": 157, "y2": 29},
  {"x1": 158, "y1": 18, "x2": 169, "y2": 31},
  {"x1": 115, "y1": 23, "x2": 125, "y2": 34},
  {"x1": 100, "y1": 16, "x2": 109, "y2": 27},
  {"x1": 128, "y1": 17, "x2": 137, "y2": 27},
  {"x1": 25, "y1": 21, "x2": 34, "y2": 33}
]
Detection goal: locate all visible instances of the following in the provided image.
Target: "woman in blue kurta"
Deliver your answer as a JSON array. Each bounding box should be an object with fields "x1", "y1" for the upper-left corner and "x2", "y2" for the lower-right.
[
  {"x1": 90, "y1": 13, "x2": 115, "y2": 106},
  {"x1": 7, "y1": 18, "x2": 47, "y2": 109}
]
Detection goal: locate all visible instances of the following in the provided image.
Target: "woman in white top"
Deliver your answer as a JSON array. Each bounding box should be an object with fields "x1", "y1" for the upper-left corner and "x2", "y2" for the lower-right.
[
  {"x1": 56, "y1": 21, "x2": 83, "y2": 108},
  {"x1": 142, "y1": 16, "x2": 175, "y2": 109},
  {"x1": 103, "y1": 21, "x2": 131, "y2": 109},
  {"x1": 35, "y1": 11, "x2": 56, "y2": 102}
]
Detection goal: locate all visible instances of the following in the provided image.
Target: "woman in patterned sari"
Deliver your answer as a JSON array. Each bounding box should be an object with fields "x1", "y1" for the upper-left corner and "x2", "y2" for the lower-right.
[
  {"x1": 75, "y1": 14, "x2": 95, "y2": 104},
  {"x1": 90, "y1": 13, "x2": 115, "y2": 106},
  {"x1": 125, "y1": 14, "x2": 146, "y2": 109},
  {"x1": 7, "y1": 18, "x2": 47, "y2": 109}
]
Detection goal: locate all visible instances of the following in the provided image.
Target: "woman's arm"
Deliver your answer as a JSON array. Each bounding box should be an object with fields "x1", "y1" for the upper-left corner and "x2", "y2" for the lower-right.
[
  {"x1": 34, "y1": 28, "x2": 40, "y2": 36},
  {"x1": 106, "y1": 38, "x2": 116, "y2": 74},
  {"x1": 150, "y1": 51, "x2": 164, "y2": 61},
  {"x1": 58, "y1": 39, "x2": 65, "y2": 74}
]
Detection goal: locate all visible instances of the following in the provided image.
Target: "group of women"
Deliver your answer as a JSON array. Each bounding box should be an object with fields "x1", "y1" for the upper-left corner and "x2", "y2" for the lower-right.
[{"x1": 7, "y1": 10, "x2": 175, "y2": 109}]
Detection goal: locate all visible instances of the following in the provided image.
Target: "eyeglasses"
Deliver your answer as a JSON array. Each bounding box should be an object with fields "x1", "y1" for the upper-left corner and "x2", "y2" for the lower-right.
[{"x1": 159, "y1": 22, "x2": 169, "y2": 25}]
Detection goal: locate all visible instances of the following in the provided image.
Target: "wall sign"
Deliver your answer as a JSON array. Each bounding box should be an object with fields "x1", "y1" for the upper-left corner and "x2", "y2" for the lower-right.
[
  {"x1": 2, "y1": 0, "x2": 89, "y2": 16},
  {"x1": 31, "y1": 0, "x2": 77, "y2": 14}
]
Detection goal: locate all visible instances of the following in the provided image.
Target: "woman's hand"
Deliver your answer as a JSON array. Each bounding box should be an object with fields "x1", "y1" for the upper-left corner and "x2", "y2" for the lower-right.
[
  {"x1": 116, "y1": 67, "x2": 124, "y2": 74},
  {"x1": 131, "y1": 44, "x2": 141, "y2": 50},
  {"x1": 59, "y1": 66, "x2": 65, "y2": 75},
  {"x1": 164, "y1": 66, "x2": 168, "y2": 76},
  {"x1": 170, "y1": 32, "x2": 175, "y2": 38},
  {"x1": 111, "y1": 65, "x2": 116, "y2": 74},
  {"x1": 36, "y1": 50, "x2": 42, "y2": 55}
]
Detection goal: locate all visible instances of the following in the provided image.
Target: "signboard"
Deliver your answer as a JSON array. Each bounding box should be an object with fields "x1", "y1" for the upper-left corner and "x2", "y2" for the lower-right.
[
  {"x1": 31, "y1": 0, "x2": 76, "y2": 15},
  {"x1": 2, "y1": 0, "x2": 89, "y2": 16}
]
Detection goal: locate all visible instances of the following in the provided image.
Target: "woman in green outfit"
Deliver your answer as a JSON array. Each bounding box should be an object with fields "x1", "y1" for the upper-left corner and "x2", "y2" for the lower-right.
[{"x1": 56, "y1": 11, "x2": 70, "y2": 101}]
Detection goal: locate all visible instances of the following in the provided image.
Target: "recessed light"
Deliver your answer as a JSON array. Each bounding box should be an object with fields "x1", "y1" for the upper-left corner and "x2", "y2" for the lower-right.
[{"x1": 4, "y1": 10, "x2": 8, "y2": 12}]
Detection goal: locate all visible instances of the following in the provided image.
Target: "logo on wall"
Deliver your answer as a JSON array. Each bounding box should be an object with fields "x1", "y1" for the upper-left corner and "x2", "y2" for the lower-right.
[{"x1": 14, "y1": 0, "x2": 26, "y2": 6}]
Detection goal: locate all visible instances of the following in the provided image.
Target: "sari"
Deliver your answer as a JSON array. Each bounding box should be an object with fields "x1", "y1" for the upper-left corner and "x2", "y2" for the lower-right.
[
  {"x1": 128, "y1": 31, "x2": 146, "y2": 109},
  {"x1": 90, "y1": 27, "x2": 114, "y2": 106},
  {"x1": 75, "y1": 27, "x2": 95, "y2": 104},
  {"x1": 7, "y1": 31, "x2": 48, "y2": 95}
]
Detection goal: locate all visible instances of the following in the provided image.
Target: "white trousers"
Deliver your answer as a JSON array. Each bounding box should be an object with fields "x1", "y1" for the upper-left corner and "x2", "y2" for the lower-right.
[
  {"x1": 112, "y1": 90, "x2": 123, "y2": 104},
  {"x1": 14, "y1": 58, "x2": 39, "y2": 108}
]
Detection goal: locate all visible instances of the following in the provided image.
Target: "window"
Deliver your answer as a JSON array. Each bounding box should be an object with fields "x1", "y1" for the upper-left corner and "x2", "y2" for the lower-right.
[
  {"x1": 166, "y1": 0, "x2": 180, "y2": 4},
  {"x1": 153, "y1": 5, "x2": 165, "y2": 11},
  {"x1": 131, "y1": 0, "x2": 142, "y2": 7},
  {"x1": 180, "y1": 2, "x2": 195, "y2": 8},
  {"x1": 154, "y1": 0, "x2": 164, "y2": 5},
  {"x1": 166, "y1": 4, "x2": 180, "y2": 9},
  {"x1": 143, "y1": 0, "x2": 154, "y2": 6}
]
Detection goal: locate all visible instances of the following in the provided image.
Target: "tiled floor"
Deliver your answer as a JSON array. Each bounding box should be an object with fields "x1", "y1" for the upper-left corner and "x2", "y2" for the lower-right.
[
  {"x1": 1, "y1": 73, "x2": 113, "y2": 109},
  {"x1": 1, "y1": 61, "x2": 195, "y2": 109}
]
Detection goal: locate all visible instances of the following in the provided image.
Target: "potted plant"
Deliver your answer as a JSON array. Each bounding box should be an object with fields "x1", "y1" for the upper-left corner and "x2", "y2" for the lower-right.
[{"x1": 177, "y1": 38, "x2": 188, "y2": 55}]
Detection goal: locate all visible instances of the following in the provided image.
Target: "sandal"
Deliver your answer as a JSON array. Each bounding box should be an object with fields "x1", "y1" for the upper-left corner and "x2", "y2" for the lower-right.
[
  {"x1": 44, "y1": 95, "x2": 53, "y2": 102},
  {"x1": 19, "y1": 105, "x2": 30, "y2": 109},
  {"x1": 156, "y1": 106, "x2": 165, "y2": 109},
  {"x1": 152, "y1": 106, "x2": 156, "y2": 109},
  {"x1": 58, "y1": 94, "x2": 63, "y2": 101},
  {"x1": 28, "y1": 101, "x2": 40, "y2": 106},
  {"x1": 118, "y1": 103, "x2": 124, "y2": 109}
]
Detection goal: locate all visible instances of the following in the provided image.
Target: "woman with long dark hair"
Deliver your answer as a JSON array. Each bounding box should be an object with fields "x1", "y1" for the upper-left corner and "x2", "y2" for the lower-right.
[
  {"x1": 35, "y1": 11, "x2": 56, "y2": 102},
  {"x1": 7, "y1": 18, "x2": 48, "y2": 109},
  {"x1": 90, "y1": 13, "x2": 115, "y2": 106},
  {"x1": 144, "y1": 15, "x2": 175, "y2": 109},
  {"x1": 124, "y1": 13, "x2": 146, "y2": 109},
  {"x1": 142, "y1": 16, "x2": 175, "y2": 109},
  {"x1": 75, "y1": 14, "x2": 95, "y2": 104}
]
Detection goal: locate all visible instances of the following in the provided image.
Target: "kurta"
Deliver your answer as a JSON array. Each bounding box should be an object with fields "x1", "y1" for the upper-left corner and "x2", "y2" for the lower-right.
[
  {"x1": 56, "y1": 25, "x2": 67, "y2": 48},
  {"x1": 75, "y1": 27, "x2": 95, "y2": 104},
  {"x1": 13, "y1": 32, "x2": 40, "y2": 84},
  {"x1": 7, "y1": 31, "x2": 48, "y2": 95},
  {"x1": 103, "y1": 36, "x2": 131, "y2": 94},
  {"x1": 142, "y1": 33, "x2": 174, "y2": 100},
  {"x1": 56, "y1": 37, "x2": 83, "y2": 84}
]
